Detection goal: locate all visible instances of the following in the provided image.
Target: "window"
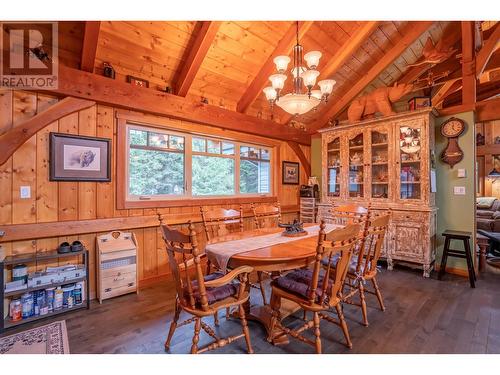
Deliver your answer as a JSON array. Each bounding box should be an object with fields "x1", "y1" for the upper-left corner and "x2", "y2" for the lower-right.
[{"x1": 125, "y1": 124, "x2": 273, "y2": 201}]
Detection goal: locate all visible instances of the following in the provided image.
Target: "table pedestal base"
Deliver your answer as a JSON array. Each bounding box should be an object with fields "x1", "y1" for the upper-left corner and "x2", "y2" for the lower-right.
[{"x1": 244, "y1": 299, "x2": 300, "y2": 346}]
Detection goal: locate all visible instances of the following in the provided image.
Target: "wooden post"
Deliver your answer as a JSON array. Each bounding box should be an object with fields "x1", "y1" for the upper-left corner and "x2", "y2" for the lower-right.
[{"x1": 461, "y1": 21, "x2": 477, "y2": 106}]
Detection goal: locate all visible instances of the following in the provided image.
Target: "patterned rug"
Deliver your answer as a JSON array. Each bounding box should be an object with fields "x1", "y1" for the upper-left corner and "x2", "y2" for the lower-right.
[{"x1": 0, "y1": 320, "x2": 70, "y2": 354}]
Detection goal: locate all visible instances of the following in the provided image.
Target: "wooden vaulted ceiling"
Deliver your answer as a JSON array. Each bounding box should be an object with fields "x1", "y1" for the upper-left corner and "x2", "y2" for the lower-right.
[{"x1": 52, "y1": 20, "x2": 500, "y2": 132}]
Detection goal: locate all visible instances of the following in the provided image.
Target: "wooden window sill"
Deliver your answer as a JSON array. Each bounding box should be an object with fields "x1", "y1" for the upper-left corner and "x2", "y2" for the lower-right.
[{"x1": 117, "y1": 195, "x2": 279, "y2": 209}]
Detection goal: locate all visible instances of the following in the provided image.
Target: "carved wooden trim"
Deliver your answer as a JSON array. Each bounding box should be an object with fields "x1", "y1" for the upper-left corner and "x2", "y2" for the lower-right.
[
  {"x1": 0, "y1": 96, "x2": 95, "y2": 166},
  {"x1": 287, "y1": 140, "x2": 311, "y2": 178}
]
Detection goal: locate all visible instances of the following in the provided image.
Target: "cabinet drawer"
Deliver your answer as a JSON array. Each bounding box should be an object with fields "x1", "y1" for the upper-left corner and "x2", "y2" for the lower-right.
[
  {"x1": 100, "y1": 249, "x2": 136, "y2": 261},
  {"x1": 392, "y1": 211, "x2": 425, "y2": 222},
  {"x1": 102, "y1": 271, "x2": 136, "y2": 289},
  {"x1": 100, "y1": 264, "x2": 136, "y2": 279},
  {"x1": 101, "y1": 282, "x2": 137, "y2": 300}
]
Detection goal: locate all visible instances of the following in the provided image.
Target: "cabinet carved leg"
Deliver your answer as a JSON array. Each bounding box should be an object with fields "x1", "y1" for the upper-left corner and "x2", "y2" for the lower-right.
[
  {"x1": 387, "y1": 258, "x2": 394, "y2": 271},
  {"x1": 423, "y1": 263, "x2": 432, "y2": 278}
]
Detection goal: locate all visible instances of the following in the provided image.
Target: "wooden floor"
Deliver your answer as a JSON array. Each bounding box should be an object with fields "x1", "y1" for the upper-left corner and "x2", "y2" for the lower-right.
[{"x1": 3, "y1": 265, "x2": 500, "y2": 354}]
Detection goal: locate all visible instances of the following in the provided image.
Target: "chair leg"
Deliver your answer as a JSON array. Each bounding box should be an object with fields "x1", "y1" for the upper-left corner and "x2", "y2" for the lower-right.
[
  {"x1": 214, "y1": 311, "x2": 219, "y2": 326},
  {"x1": 358, "y1": 282, "x2": 369, "y2": 327},
  {"x1": 190, "y1": 318, "x2": 201, "y2": 354},
  {"x1": 165, "y1": 298, "x2": 180, "y2": 351},
  {"x1": 371, "y1": 277, "x2": 385, "y2": 311},
  {"x1": 313, "y1": 312, "x2": 322, "y2": 354},
  {"x1": 225, "y1": 307, "x2": 231, "y2": 320},
  {"x1": 335, "y1": 304, "x2": 352, "y2": 349},
  {"x1": 238, "y1": 305, "x2": 254, "y2": 354},
  {"x1": 257, "y1": 271, "x2": 267, "y2": 305},
  {"x1": 267, "y1": 292, "x2": 281, "y2": 342},
  {"x1": 302, "y1": 310, "x2": 307, "y2": 321}
]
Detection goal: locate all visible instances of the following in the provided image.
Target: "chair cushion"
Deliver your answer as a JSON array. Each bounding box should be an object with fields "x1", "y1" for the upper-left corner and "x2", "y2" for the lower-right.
[
  {"x1": 273, "y1": 269, "x2": 332, "y2": 302},
  {"x1": 321, "y1": 253, "x2": 361, "y2": 274},
  {"x1": 477, "y1": 197, "x2": 497, "y2": 209},
  {"x1": 477, "y1": 210, "x2": 495, "y2": 218},
  {"x1": 187, "y1": 272, "x2": 237, "y2": 305}
]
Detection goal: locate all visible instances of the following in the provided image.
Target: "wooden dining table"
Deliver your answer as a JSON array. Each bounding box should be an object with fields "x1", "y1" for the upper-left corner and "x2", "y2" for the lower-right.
[{"x1": 205, "y1": 223, "x2": 333, "y2": 345}]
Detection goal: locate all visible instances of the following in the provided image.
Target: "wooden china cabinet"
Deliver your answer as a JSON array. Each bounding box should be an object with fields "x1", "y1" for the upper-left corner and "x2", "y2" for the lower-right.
[{"x1": 318, "y1": 108, "x2": 438, "y2": 277}]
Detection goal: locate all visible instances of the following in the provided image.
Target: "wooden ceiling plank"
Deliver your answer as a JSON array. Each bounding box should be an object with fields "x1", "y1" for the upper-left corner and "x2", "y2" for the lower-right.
[
  {"x1": 80, "y1": 21, "x2": 101, "y2": 72},
  {"x1": 308, "y1": 21, "x2": 433, "y2": 133},
  {"x1": 476, "y1": 23, "x2": 500, "y2": 78},
  {"x1": 174, "y1": 21, "x2": 222, "y2": 97},
  {"x1": 236, "y1": 21, "x2": 314, "y2": 114},
  {"x1": 47, "y1": 66, "x2": 310, "y2": 145}
]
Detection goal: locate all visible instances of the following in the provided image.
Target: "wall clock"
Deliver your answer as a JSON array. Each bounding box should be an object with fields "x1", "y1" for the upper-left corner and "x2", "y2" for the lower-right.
[{"x1": 440, "y1": 117, "x2": 465, "y2": 168}]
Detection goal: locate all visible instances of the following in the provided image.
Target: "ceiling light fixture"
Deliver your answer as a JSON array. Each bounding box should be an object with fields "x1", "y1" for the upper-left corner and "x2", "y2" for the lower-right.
[{"x1": 263, "y1": 21, "x2": 336, "y2": 116}]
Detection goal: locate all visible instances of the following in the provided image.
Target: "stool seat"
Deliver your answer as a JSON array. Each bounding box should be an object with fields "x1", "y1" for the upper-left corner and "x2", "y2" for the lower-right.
[{"x1": 439, "y1": 230, "x2": 475, "y2": 288}]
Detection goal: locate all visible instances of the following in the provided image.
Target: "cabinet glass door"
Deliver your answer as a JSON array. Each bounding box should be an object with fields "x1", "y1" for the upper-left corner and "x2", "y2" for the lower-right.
[
  {"x1": 371, "y1": 130, "x2": 389, "y2": 199},
  {"x1": 348, "y1": 133, "x2": 364, "y2": 198},
  {"x1": 399, "y1": 126, "x2": 422, "y2": 200},
  {"x1": 327, "y1": 137, "x2": 341, "y2": 197}
]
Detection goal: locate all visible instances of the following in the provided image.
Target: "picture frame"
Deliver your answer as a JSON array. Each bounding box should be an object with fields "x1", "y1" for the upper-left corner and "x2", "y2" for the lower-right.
[
  {"x1": 49, "y1": 132, "x2": 111, "y2": 182},
  {"x1": 126, "y1": 75, "x2": 149, "y2": 88},
  {"x1": 408, "y1": 96, "x2": 431, "y2": 111},
  {"x1": 282, "y1": 161, "x2": 300, "y2": 185}
]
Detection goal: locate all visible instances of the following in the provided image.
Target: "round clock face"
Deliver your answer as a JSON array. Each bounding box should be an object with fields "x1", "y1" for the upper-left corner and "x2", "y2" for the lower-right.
[{"x1": 441, "y1": 118, "x2": 465, "y2": 138}]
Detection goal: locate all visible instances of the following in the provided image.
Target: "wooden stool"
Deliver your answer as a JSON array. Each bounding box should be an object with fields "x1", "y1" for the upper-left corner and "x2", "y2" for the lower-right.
[{"x1": 438, "y1": 230, "x2": 476, "y2": 288}]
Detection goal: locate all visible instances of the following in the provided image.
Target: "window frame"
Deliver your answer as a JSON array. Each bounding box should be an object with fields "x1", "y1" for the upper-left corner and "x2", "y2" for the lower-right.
[{"x1": 117, "y1": 118, "x2": 277, "y2": 209}]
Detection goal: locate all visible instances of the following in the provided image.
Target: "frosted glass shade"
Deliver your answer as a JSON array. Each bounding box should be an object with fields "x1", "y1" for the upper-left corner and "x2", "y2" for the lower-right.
[
  {"x1": 304, "y1": 51, "x2": 322, "y2": 69},
  {"x1": 263, "y1": 86, "x2": 277, "y2": 101},
  {"x1": 310, "y1": 89, "x2": 322, "y2": 100},
  {"x1": 291, "y1": 66, "x2": 307, "y2": 79},
  {"x1": 318, "y1": 79, "x2": 336, "y2": 95},
  {"x1": 275, "y1": 93, "x2": 320, "y2": 115},
  {"x1": 301, "y1": 69, "x2": 320, "y2": 88},
  {"x1": 269, "y1": 74, "x2": 287, "y2": 90},
  {"x1": 273, "y1": 55, "x2": 291, "y2": 73}
]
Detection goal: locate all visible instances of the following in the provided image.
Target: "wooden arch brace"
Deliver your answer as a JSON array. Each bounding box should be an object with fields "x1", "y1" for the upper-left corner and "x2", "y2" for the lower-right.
[
  {"x1": 0, "y1": 97, "x2": 95, "y2": 166},
  {"x1": 287, "y1": 140, "x2": 311, "y2": 178}
]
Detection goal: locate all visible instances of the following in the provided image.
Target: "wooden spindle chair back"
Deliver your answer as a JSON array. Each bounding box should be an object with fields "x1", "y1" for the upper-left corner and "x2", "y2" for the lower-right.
[
  {"x1": 161, "y1": 222, "x2": 213, "y2": 312},
  {"x1": 200, "y1": 206, "x2": 244, "y2": 242},
  {"x1": 331, "y1": 204, "x2": 368, "y2": 226},
  {"x1": 251, "y1": 202, "x2": 282, "y2": 229},
  {"x1": 309, "y1": 223, "x2": 360, "y2": 307},
  {"x1": 356, "y1": 214, "x2": 390, "y2": 278}
]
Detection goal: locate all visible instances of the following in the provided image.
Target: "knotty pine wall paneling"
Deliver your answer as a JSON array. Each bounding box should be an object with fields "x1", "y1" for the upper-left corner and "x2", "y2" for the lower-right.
[{"x1": 0, "y1": 91, "x2": 310, "y2": 299}]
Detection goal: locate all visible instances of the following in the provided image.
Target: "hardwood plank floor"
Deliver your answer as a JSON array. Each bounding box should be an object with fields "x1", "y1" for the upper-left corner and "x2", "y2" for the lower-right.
[{"x1": 3, "y1": 266, "x2": 500, "y2": 354}]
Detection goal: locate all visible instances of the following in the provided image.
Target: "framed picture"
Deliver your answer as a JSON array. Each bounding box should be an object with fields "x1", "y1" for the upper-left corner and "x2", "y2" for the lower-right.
[
  {"x1": 408, "y1": 96, "x2": 431, "y2": 111},
  {"x1": 126, "y1": 75, "x2": 149, "y2": 88},
  {"x1": 49, "y1": 133, "x2": 111, "y2": 182},
  {"x1": 282, "y1": 161, "x2": 300, "y2": 185}
]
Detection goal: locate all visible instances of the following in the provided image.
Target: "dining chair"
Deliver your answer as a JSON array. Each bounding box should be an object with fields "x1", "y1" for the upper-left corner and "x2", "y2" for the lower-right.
[
  {"x1": 161, "y1": 221, "x2": 254, "y2": 354},
  {"x1": 200, "y1": 206, "x2": 244, "y2": 242},
  {"x1": 251, "y1": 202, "x2": 282, "y2": 229},
  {"x1": 267, "y1": 222, "x2": 360, "y2": 354},
  {"x1": 330, "y1": 203, "x2": 369, "y2": 226},
  {"x1": 250, "y1": 202, "x2": 282, "y2": 305},
  {"x1": 341, "y1": 213, "x2": 390, "y2": 327}
]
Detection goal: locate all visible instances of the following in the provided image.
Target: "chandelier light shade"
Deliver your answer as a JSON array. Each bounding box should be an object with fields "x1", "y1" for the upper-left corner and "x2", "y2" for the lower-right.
[
  {"x1": 263, "y1": 86, "x2": 277, "y2": 102},
  {"x1": 273, "y1": 55, "x2": 291, "y2": 73},
  {"x1": 304, "y1": 51, "x2": 322, "y2": 69},
  {"x1": 263, "y1": 21, "x2": 336, "y2": 117},
  {"x1": 275, "y1": 93, "x2": 321, "y2": 116},
  {"x1": 269, "y1": 74, "x2": 287, "y2": 90}
]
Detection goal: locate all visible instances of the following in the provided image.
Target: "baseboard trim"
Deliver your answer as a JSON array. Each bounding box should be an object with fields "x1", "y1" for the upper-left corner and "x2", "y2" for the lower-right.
[{"x1": 433, "y1": 264, "x2": 471, "y2": 278}]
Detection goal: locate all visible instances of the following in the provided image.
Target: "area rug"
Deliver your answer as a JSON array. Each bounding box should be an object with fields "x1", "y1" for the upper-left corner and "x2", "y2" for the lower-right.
[{"x1": 0, "y1": 320, "x2": 70, "y2": 354}]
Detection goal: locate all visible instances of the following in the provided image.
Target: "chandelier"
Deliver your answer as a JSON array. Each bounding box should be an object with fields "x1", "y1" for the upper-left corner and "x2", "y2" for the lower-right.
[{"x1": 262, "y1": 21, "x2": 336, "y2": 116}]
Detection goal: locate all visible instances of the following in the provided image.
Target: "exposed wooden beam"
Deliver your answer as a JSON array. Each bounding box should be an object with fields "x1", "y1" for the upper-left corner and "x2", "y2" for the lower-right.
[
  {"x1": 174, "y1": 21, "x2": 221, "y2": 97},
  {"x1": 46, "y1": 65, "x2": 310, "y2": 145},
  {"x1": 443, "y1": 78, "x2": 500, "y2": 107},
  {"x1": 0, "y1": 97, "x2": 95, "y2": 166},
  {"x1": 286, "y1": 141, "x2": 311, "y2": 178},
  {"x1": 308, "y1": 21, "x2": 433, "y2": 133},
  {"x1": 477, "y1": 143, "x2": 500, "y2": 156},
  {"x1": 80, "y1": 21, "x2": 101, "y2": 72},
  {"x1": 461, "y1": 21, "x2": 477, "y2": 106},
  {"x1": 236, "y1": 21, "x2": 314, "y2": 114},
  {"x1": 476, "y1": 23, "x2": 500, "y2": 78},
  {"x1": 399, "y1": 22, "x2": 462, "y2": 85},
  {"x1": 477, "y1": 97, "x2": 500, "y2": 122},
  {"x1": 431, "y1": 78, "x2": 462, "y2": 108}
]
